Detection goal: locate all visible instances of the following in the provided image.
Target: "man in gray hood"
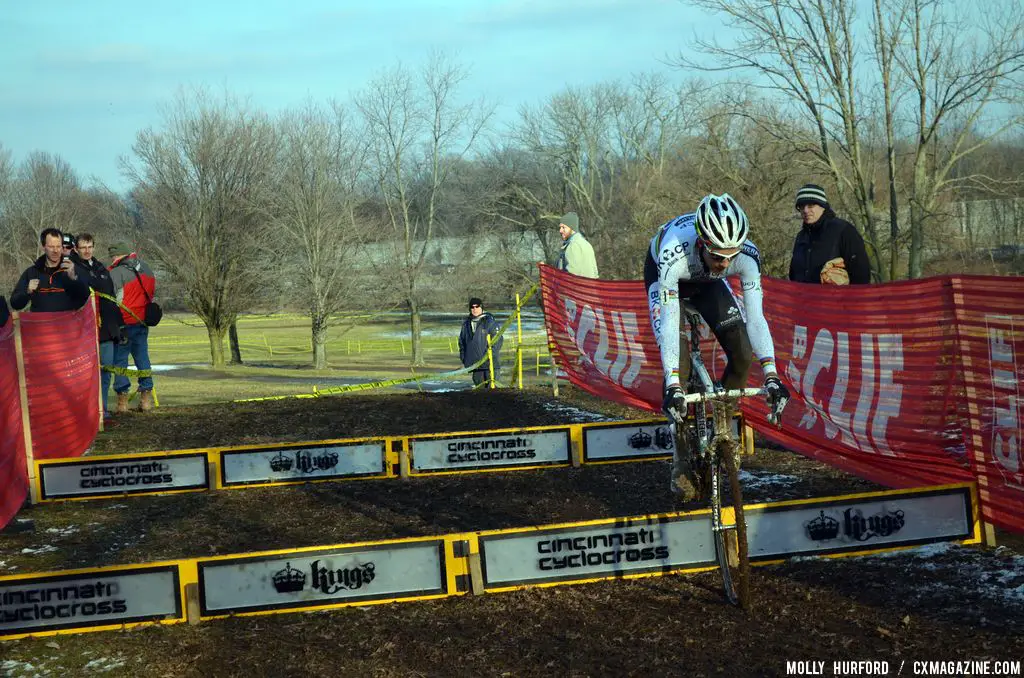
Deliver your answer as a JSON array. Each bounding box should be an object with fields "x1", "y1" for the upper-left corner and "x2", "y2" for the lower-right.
[{"x1": 555, "y1": 212, "x2": 599, "y2": 279}]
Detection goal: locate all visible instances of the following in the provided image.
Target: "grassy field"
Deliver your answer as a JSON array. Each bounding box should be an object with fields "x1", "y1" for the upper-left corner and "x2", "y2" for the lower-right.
[{"x1": 129, "y1": 310, "x2": 553, "y2": 407}]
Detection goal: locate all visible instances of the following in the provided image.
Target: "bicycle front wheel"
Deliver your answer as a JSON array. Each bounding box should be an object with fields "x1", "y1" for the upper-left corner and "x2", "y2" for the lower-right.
[{"x1": 714, "y1": 435, "x2": 750, "y2": 609}]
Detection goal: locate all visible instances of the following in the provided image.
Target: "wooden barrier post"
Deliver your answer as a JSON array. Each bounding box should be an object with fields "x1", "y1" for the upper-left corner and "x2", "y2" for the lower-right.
[
  {"x1": 570, "y1": 424, "x2": 583, "y2": 468},
  {"x1": 549, "y1": 342, "x2": 559, "y2": 397},
  {"x1": 185, "y1": 583, "x2": 201, "y2": 625},
  {"x1": 398, "y1": 438, "x2": 411, "y2": 479},
  {"x1": 742, "y1": 424, "x2": 754, "y2": 457},
  {"x1": 13, "y1": 312, "x2": 39, "y2": 504},
  {"x1": 486, "y1": 334, "x2": 496, "y2": 389},
  {"x1": 515, "y1": 293, "x2": 524, "y2": 390},
  {"x1": 93, "y1": 292, "x2": 104, "y2": 433}
]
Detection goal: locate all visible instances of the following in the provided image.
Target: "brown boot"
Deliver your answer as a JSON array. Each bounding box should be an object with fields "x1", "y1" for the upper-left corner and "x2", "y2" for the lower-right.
[
  {"x1": 116, "y1": 392, "x2": 129, "y2": 414},
  {"x1": 139, "y1": 390, "x2": 154, "y2": 412}
]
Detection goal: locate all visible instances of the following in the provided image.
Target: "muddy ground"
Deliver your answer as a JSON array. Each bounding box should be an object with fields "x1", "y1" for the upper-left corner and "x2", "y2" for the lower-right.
[{"x1": 1, "y1": 387, "x2": 1022, "y2": 678}]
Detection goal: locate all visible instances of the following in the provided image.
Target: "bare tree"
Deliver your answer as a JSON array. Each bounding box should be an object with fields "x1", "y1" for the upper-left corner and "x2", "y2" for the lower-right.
[
  {"x1": 678, "y1": 0, "x2": 894, "y2": 279},
  {"x1": 355, "y1": 53, "x2": 492, "y2": 366},
  {"x1": 0, "y1": 152, "x2": 84, "y2": 287},
  {"x1": 680, "y1": 0, "x2": 1024, "y2": 279},
  {"x1": 269, "y1": 101, "x2": 371, "y2": 369},
  {"x1": 125, "y1": 89, "x2": 278, "y2": 368},
  {"x1": 0, "y1": 144, "x2": 15, "y2": 286},
  {"x1": 894, "y1": 0, "x2": 1024, "y2": 277}
]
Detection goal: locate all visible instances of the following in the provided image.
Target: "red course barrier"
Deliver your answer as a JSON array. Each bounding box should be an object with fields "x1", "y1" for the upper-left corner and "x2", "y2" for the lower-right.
[
  {"x1": 0, "y1": 303, "x2": 99, "y2": 528},
  {"x1": 0, "y1": 317, "x2": 27, "y2": 529},
  {"x1": 19, "y1": 303, "x2": 100, "y2": 460},
  {"x1": 539, "y1": 265, "x2": 1024, "y2": 534}
]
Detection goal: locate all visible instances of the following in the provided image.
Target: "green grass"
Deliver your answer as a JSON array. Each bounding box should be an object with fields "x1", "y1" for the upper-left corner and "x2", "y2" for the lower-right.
[{"x1": 126, "y1": 311, "x2": 553, "y2": 407}]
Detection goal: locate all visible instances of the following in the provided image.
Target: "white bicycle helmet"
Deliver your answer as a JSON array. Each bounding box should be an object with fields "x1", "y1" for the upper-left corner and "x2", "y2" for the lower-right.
[{"x1": 694, "y1": 193, "x2": 749, "y2": 249}]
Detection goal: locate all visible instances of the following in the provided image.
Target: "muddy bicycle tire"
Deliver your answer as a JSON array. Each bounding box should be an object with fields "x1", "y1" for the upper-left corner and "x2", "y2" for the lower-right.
[{"x1": 715, "y1": 433, "x2": 751, "y2": 609}]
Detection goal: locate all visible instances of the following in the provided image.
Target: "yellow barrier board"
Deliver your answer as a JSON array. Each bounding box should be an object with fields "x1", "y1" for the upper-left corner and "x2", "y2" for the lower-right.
[
  {"x1": 31, "y1": 418, "x2": 747, "y2": 502},
  {"x1": 408, "y1": 423, "x2": 576, "y2": 475},
  {"x1": 216, "y1": 437, "x2": 391, "y2": 489},
  {"x1": 195, "y1": 535, "x2": 462, "y2": 620},
  {"x1": 468, "y1": 482, "x2": 979, "y2": 594},
  {"x1": 0, "y1": 483, "x2": 978, "y2": 641},
  {"x1": 35, "y1": 451, "x2": 211, "y2": 502},
  {"x1": 0, "y1": 561, "x2": 187, "y2": 641}
]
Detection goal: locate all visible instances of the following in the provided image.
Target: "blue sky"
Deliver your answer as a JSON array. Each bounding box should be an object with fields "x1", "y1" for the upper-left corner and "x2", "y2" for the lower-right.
[{"x1": 0, "y1": 0, "x2": 713, "y2": 192}]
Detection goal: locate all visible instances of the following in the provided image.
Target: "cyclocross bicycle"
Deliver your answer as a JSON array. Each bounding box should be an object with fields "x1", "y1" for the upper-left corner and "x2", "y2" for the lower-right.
[{"x1": 664, "y1": 306, "x2": 786, "y2": 609}]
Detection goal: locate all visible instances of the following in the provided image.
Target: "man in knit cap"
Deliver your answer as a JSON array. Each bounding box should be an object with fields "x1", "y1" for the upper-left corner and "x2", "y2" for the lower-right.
[
  {"x1": 788, "y1": 184, "x2": 871, "y2": 285},
  {"x1": 555, "y1": 212, "x2": 598, "y2": 279}
]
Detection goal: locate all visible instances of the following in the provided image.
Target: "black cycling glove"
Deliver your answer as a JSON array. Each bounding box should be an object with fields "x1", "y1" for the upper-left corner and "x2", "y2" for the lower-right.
[
  {"x1": 662, "y1": 384, "x2": 685, "y2": 417},
  {"x1": 763, "y1": 375, "x2": 790, "y2": 425}
]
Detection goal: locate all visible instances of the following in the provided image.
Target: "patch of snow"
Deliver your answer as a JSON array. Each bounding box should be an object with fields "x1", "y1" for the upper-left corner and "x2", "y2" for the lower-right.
[
  {"x1": 20, "y1": 545, "x2": 58, "y2": 555},
  {"x1": 44, "y1": 526, "x2": 79, "y2": 538},
  {"x1": 83, "y1": 657, "x2": 127, "y2": 672},
  {"x1": 788, "y1": 542, "x2": 1024, "y2": 609},
  {"x1": 739, "y1": 470, "x2": 799, "y2": 489},
  {"x1": 540, "y1": 402, "x2": 615, "y2": 422},
  {"x1": 0, "y1": 660, "x2": 43, "y2": 678}
]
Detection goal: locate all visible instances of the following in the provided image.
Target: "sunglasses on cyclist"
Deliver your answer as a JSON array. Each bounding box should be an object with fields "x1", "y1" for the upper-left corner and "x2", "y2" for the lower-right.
[{"x1": 706, "y1": 248, "x2": 741, "y2": 263}]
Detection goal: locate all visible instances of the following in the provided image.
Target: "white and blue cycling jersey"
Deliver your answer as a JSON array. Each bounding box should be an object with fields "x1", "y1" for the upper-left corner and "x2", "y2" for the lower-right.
[{"x1": 644, "y1": 212, "x2": 778, "y2": 388}]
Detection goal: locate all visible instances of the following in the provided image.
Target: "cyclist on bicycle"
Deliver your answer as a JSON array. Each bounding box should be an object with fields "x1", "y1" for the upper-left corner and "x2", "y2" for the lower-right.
[{"x1": 645, "y1": 193, "x2": 789, "y2": 501}]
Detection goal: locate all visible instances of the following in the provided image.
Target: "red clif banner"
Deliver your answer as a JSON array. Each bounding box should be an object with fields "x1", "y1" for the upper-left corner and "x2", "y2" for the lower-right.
[
  {"x1": 19, "y1": 302, "x2": 100, "y2": 461},
  {"x1": 0, "y1": 317, "x2": 28, "y2": 529},
  {"x1": 539, "y1": 265, "x2": 1024, "y2": 533}
]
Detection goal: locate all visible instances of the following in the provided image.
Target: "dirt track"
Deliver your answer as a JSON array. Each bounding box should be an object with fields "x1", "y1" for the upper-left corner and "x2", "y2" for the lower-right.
[{"x1": 1, "y1": 388, "x2": 1022, "y2": 677}]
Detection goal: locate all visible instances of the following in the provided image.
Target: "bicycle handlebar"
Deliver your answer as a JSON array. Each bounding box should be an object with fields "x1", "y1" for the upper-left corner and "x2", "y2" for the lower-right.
[{"x1": 680, "y1": 387, "x2": 765, "y2": 403}]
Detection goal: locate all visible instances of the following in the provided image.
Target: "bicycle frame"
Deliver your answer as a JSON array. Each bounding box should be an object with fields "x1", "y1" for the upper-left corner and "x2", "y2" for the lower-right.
[{"x1": 668, "y1": 307, "x2": 764, "y2": 608}]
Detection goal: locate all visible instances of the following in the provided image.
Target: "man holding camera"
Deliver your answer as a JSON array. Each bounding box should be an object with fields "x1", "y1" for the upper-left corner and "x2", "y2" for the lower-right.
[{"x1": 9, "y1": 228, "x2": 90, "y2": 313}]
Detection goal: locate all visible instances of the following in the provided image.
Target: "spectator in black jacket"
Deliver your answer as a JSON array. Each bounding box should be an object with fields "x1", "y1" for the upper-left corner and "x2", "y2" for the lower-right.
[
  {"x1": 74, "y1": 233, "x2": 122, "y2": 419},
  {"x1": 789, "y1": 184, "x2": 872, "y2": 285},
  {"x1": 458, "y1": 297, "x2": 503, "y2": 387},
  {"x1": 10, "y1": 228, "x2": 90, "y2": 312},
  {"x1": 0, "y1": 296, "x2": 9, "y2": 328}
]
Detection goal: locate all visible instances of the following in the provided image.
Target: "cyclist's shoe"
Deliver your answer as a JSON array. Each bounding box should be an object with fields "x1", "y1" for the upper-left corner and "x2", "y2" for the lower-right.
[
  {"x1": 669, "y1": 470, "x2": 699, "y2": 503},
  {"x1": 670, "y1": 451, "x2": 700, "y2": 503}
]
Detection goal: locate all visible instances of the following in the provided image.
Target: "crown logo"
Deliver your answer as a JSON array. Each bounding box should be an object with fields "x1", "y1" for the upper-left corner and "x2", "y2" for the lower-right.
[
  {"x1": 270, "y1": 451, "x2": 293, "y2": 472},
  {"x1": 805, "y1": 510, "x2": 840, "y2": 541},
  {"x1": 628, "y1": 428, "x2": 652, "y2": 449},
  {"x1": 272, "y1": 562, "x2": 306, "y2": 593},
  {"x1": 654, "y1": 427, "x2": 674, "y2": 450}
]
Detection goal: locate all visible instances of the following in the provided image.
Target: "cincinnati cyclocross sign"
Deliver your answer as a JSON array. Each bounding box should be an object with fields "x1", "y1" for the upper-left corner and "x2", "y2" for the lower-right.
[
  {"x1": 0, "y1": 565, "x2": 183, "y2": 637},
  {"x1": 477, "y1": 514, "x2": 717, "y2": 589},
  {"x1": 38, "y1": 453, "x2": 209, "y2": 500},
  {"x1": 410, "y1": 428, "x2": 571, "y2": 473}
]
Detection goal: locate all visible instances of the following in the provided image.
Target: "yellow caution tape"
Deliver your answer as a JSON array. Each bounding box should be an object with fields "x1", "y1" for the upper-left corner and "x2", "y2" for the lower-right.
[{"x1": 234, "y1": 284, "x2": 539, "y2": 402}]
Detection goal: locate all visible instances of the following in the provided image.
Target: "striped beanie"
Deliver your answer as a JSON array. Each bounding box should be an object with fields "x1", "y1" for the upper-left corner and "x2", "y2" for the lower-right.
[{"x1": 795, "y1": 184, "x2": 829, "y2": 208}]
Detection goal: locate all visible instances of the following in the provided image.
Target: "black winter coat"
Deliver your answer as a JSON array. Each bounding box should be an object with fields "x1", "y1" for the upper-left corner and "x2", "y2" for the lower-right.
[
  {"x1": 458, "y1": 312, "x2": 503, "y2": 370},
  {"x1": 77, "y1": 255, "x2": 123, "y2": 343},
  {"x1": 10, "y1": 255, "x2": 91, "y2": 312},
  {"x1": 0, "y1": 296, "x2": 9, "y2": 328},
  {"x1": 789, "y1": 210, "x2": 872, "y2": 284}
]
